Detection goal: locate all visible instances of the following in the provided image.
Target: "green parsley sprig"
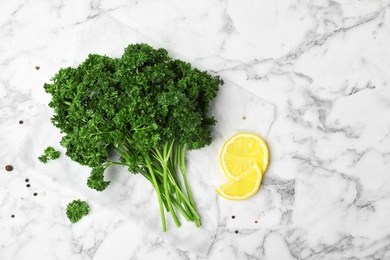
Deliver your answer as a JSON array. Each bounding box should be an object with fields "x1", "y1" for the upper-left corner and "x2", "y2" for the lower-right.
[
  {"x1": 38, "y1": 146, "x2": 61, "y2": 163},
  {"x1": 66, "y1": 199, "x2": 90, "y2": 223}
]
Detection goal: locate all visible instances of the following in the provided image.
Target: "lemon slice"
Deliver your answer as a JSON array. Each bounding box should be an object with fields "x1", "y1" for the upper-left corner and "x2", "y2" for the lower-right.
[
  {"x1": 216, "y1": 163, "x2": 263, "y2": 200},
  {"x1": 220, "y1": 132, "x2": 269, "y2": 179}
]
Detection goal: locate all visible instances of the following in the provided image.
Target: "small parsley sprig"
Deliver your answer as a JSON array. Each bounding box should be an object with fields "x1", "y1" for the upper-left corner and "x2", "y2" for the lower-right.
[
  {"x1": 38, "y1": 146, "x2": 60, "y2": 163},
  {"x1": 66, "y1": 199, "x2": 90, "y2": 223}
]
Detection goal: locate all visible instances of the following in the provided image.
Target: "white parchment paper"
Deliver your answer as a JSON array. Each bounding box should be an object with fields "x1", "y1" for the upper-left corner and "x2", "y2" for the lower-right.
[{"x1": 19, "y1": 15, "x2": 275, "y2": 256}]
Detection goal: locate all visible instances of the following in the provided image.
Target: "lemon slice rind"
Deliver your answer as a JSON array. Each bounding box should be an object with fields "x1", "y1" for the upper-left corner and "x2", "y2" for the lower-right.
[{"x1": 216, "y1": 163, "x2": 263, "y2": 200}]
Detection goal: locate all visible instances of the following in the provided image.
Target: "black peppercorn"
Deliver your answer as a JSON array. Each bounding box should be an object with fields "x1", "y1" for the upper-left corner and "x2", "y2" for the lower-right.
[{"x1": 19, "y1": 120, "x2": 24, "y2": 124}]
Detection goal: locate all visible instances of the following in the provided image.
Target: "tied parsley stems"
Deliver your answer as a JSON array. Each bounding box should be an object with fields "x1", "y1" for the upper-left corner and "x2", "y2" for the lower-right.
[{"x1": 43, "y1": 43, "x2": 223, "y2": 231}]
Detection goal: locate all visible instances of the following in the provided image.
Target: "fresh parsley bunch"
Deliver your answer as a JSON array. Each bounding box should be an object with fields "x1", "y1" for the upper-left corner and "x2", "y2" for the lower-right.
[{"x1": 44, "y1": 43, "x2": 223, "y2": 231}]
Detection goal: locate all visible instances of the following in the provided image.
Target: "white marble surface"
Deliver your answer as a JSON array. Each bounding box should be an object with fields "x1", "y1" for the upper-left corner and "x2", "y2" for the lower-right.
[{"x1": 1, "y1": 1, "x2": 390, "y2": 259}]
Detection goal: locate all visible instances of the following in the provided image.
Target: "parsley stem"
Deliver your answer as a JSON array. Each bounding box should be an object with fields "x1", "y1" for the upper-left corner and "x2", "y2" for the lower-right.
[
  {"x1": 162, "y1": 141, "x2": 181, "y2": 227},
  {"x1": 167, "y1": 178, "x2": 200, "y2": 221},
  {"x1": 169, "y1": 196, "x2": 193, "y2": 221},
  {"x1": 141, "y1": 173, "x2": 193, "y2": 221},
  {"x1": 152, "y1": 159, "x2": 200, "y2": 222},
  {"x1": 178, "y1": 144, "x2": 201, "y2": 227},
  {"x1": 104, "y1": 160, "x2": 131, "y2": 168},
  {"x1": 145, "y1": 159, "x2": 166, "y2": 232}
]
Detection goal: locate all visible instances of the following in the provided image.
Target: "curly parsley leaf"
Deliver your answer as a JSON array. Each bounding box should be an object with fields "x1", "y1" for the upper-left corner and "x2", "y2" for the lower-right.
[
  {"x1": 38, "y1": 146, "x2": 61, "y2": 164},
  {"x1": 66, "y1": 199, "x2": 90, "y2": 223},
  {"x1": 87, "y1": 166, "x2": 110, "y2": 192}
]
